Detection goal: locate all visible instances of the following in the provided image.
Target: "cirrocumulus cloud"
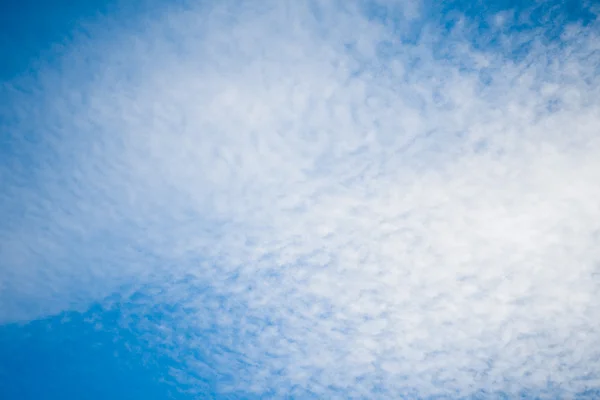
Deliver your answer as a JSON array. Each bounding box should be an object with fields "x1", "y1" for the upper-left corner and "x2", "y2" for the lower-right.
[{"x1": 1, "y1": 0, "x2": 600, "y2": 398}]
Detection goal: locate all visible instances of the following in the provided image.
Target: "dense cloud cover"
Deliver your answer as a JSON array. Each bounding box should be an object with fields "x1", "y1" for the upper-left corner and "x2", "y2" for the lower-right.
[{"x1": 1, "y1": 0, "x2": 600, "y2": 398}]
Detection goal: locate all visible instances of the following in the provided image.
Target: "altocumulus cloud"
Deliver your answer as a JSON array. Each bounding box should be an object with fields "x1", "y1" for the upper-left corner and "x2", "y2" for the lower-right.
[{"x1": 1, "y1": 0, "x2": 600, "y2": 398}]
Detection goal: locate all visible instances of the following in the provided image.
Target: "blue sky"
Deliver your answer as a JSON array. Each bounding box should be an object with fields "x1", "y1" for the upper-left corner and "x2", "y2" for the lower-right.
[{"x1": 1, "y1": 0, "x2": 600, "y2": 399}]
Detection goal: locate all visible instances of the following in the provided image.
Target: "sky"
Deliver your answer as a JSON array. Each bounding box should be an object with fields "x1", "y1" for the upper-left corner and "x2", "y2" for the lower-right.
[{"x1": 1, "y1": 0, "x2": 600, "y2": 398}]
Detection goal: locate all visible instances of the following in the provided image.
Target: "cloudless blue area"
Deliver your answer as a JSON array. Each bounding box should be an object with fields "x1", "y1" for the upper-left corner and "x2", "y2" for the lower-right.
[
  {"x1": 0, "y1": 303, "x2": 192, "y2": 400},
  {"x1": 1, "y1": 0, "x2": 598, "y2": 398},
  {"x1": 1, "y1": 0, "x2": 113, "y2": 79},
  {"x1": 0, "y1": 0, "x2": 180, "y2": 80},
  {"x1": 0, "y1": 287, "x2": 270, "y2": 400}
]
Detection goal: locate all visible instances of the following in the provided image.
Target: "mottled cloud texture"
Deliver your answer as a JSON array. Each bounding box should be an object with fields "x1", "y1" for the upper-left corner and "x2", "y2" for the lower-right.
[{"x1": 2, "y1": 0, "x2": 600, "y2": 397}]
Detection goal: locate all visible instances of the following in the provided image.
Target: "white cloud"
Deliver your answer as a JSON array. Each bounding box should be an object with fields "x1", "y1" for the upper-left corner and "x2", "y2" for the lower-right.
[{"x1": 1, "y1": 0, "x2": 600, "y2": 397}]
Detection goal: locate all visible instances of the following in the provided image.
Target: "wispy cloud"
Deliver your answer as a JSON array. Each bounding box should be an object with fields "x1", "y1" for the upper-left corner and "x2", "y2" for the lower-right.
[{"x1": 1, "y1": 0, "x2": 600, "y2": 397}]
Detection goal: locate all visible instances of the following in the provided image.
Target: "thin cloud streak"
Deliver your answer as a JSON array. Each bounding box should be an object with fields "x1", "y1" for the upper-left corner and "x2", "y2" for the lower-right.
[{"x1": 1, "y1": 0, "x2": 600, "y2": 397}]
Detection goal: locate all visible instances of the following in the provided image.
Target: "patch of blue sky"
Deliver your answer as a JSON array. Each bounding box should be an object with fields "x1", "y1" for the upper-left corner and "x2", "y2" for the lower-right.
[
  {"x1": 1, "y1": 277, "x2": 280, "y2": 400},
  {"x1": 0, "y1": 303, "x2": 190, "y2": 399},
  {"x1": 361, "y1": 0, "x2": 599, "y2": 88},
  {"x1": 0, "y1": 0, "x2": 121, "y2": 80}
]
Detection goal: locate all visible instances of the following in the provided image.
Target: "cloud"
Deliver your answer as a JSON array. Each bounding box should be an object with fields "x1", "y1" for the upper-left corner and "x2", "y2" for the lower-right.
[{"x1": 1, "y1": 0, "x2": 600, "y2": 397}]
